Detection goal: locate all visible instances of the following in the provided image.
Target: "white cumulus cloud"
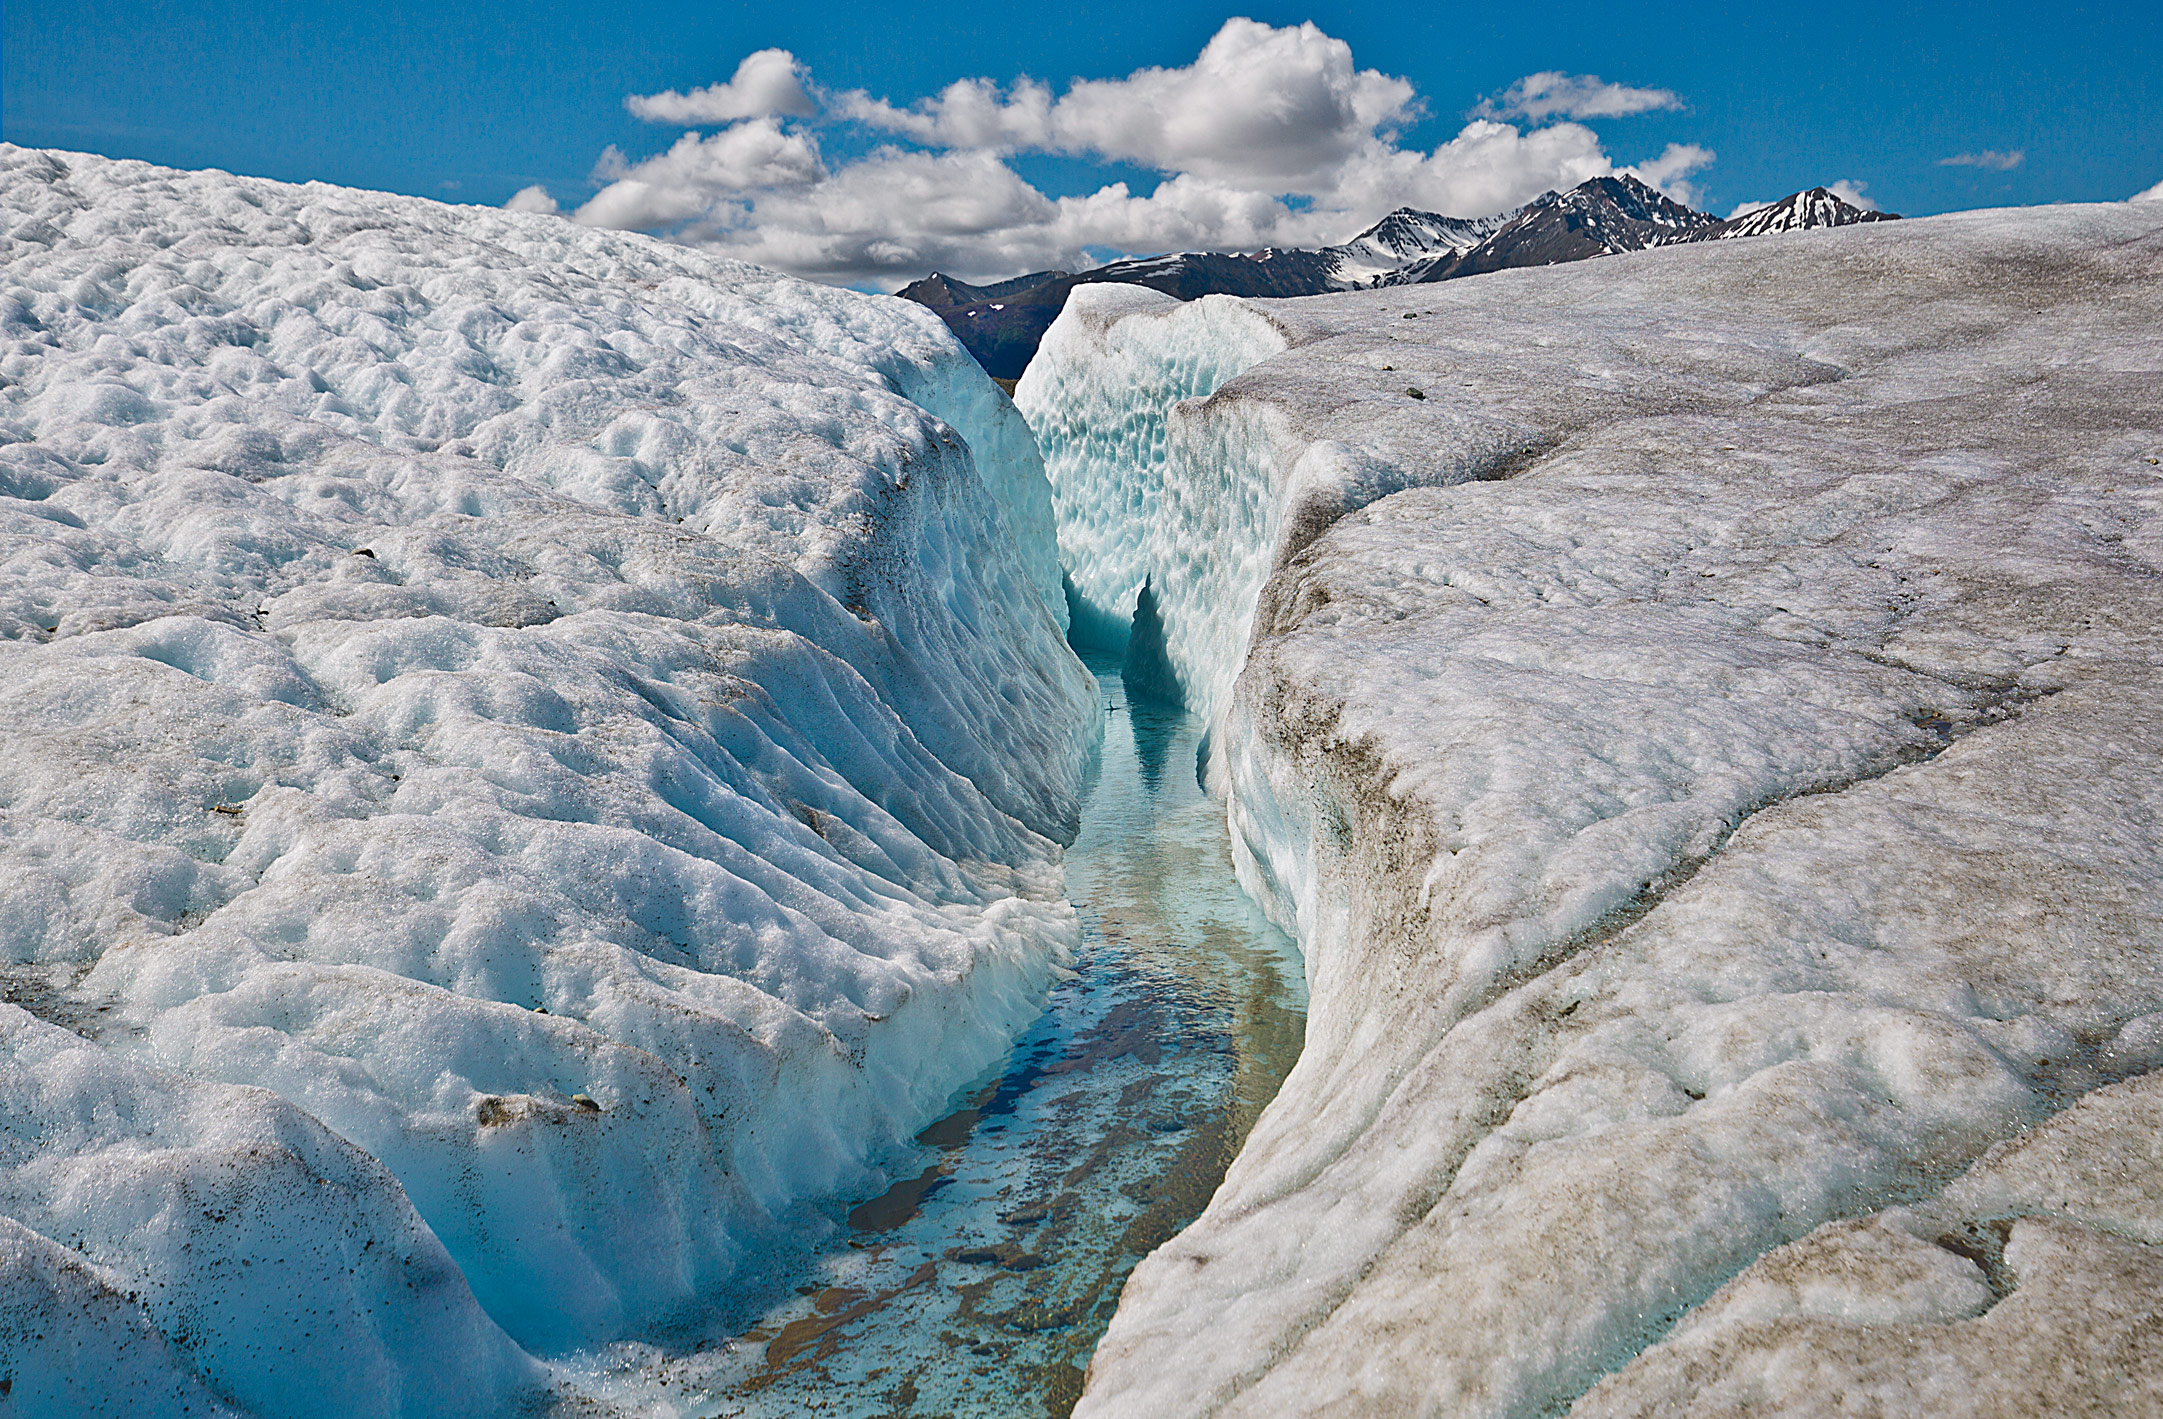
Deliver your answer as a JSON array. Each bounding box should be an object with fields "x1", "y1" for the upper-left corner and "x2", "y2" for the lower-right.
[
  {"x1": 504, "y1": 185, "x2": 560, "y2": 215},
  {"x1": 836, "y1": 20, "x2": 1416, "y2": 189},
  {"x1": 1939, "y1": 149, "x2": 2025, "y2": 171},
  {"x1": 1621, "y1": 142, "x2": 1717, "y2": 209},
  {"x1": 2134, "y1": 177, "x2": 2163, "y2": 203},
  {"x1": 834, "y1": 77, "x2": 1058, "y2": 152},
  {"x1": 626, "y1": 48, "x2": 817, "y2": 124},
  {"x1": 1479, "y1": 71, "x2": 1682, "y2": 122},
  {"x1": 548, "y1": 22, "x2": 1713, "y2": 287},
  {"x1": 1828, "y1": 178, "x2": 1878, "y2": 211}
]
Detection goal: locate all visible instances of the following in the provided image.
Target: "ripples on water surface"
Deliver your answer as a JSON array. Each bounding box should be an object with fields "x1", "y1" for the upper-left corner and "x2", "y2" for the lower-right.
[{"x1": 564, "y1": 653, "x2": 1306, "y2": 1416}]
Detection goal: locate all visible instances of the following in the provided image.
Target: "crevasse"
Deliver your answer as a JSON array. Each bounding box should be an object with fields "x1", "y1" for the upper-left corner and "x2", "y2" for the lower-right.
[{"x1": 1017, "y1": 283, "x2": 1535, "y2": 764}]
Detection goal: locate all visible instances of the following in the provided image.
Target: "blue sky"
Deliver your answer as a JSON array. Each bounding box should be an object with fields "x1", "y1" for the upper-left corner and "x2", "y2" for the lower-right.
[{"x1": 8, "y1": 1, "x2": 2158, "y2": 286}]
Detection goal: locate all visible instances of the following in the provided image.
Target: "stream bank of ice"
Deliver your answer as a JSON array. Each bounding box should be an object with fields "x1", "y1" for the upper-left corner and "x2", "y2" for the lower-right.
[
  {"x1": 0, "y1": 145, "x2": 1096, "y2": 1411},
  {"x1": 1028, "y1": 202, "x2": 2163, "y2": 1416},
  {"x1": 552, "y1": 651, "x2": 1305, "y2": 1418}
]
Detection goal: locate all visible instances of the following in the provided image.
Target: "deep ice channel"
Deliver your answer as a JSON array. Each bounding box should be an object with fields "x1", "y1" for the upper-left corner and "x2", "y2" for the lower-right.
[
  {"x1": 552, "y1": 650, "x2": 1306, "y2": 1416},
  {"x1": 1053, "y1": 201, "x2": 2163, "y2": 1419},
  {"x1": 0, "y1": 145, "x2": 1320, "y2": 1419}
]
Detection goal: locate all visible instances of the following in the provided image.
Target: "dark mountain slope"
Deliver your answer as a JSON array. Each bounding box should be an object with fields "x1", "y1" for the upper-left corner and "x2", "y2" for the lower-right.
[
  {"x1": 1409, "y1": 175, "x2": 1714, "y2": 281},
  {"x1": 902, "y1": 180, "x2": 1894, "y2": 377}
]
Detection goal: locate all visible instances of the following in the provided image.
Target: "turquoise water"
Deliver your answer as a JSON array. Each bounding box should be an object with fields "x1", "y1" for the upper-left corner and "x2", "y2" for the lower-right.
[{"x1": 565, "y1": 654, "x2": 1306, "y2": 1416}]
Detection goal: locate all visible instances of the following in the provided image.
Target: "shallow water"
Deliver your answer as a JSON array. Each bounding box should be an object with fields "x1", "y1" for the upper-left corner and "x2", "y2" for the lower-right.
[{"x1": 564, "y1": 653, "x2": 1306, "y2": 1416}]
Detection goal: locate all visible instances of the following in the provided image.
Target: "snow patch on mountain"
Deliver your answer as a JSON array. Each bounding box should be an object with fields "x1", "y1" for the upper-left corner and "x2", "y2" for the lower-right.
[
  {"x1": 1316, "y1": 207, "x2": 1513, "y2": 287},
  {"x1": 1700, "y1": 186, "x2": 1899, "y2": 240}
]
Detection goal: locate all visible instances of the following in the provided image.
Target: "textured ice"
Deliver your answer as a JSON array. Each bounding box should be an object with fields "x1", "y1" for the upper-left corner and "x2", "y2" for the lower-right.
[
  {"x1": 1575, "y1": 1068, "x2": 2163, "y2": 1414},
  {"x1": 1016, "y1": 284, "x2": 1290, "y2": 674},
  {"x1": 0, "y1": 1005, "x2": 540, "y2": 1417},
  {"x1": 1017, "y1": 276, "x2": 1573, "y2": 742},
  {"x1": 0, "y1": 142, "x2": 1097, "y2": 1386},
  {"x1": 1046, "y1": 203, "x2": 2163, "y2": 1415}
]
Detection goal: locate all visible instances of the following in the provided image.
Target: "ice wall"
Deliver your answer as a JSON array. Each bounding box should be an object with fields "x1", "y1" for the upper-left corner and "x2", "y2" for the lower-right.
[
  {"x1": 1015, "y1": 285, "x2": 1287, "y2": 705},
  {"x1": 0, "y1": 1006, "x2": 541, "y2": 1418},
  {"x1": 1019, "y1": 281, "x2": 1566, "y2": 751},
  {"x1": 0, "y1": 143, "x2": 1097, "y2": 1390},
  {"x1": 884, "y1": 349, "x2": 1067, "y2": 635},
  {"x1": 1061, "y1": 204, "x2": 2163, "y2": 1416}
]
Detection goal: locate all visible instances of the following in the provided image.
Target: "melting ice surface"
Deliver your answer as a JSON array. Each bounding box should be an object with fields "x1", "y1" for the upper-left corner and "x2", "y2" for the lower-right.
[{"x1": 559, "y1": 653, "x2": 1306, "y2": 1416}]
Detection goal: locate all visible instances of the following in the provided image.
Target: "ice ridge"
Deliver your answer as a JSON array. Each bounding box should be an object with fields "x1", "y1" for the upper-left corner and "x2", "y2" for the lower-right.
[
  {"x1": 1044, "y1": 204, "x2": 2163, "y2": 1415},
  {"x1": 1016, "y1": 280, "x2": 1558, "y2": 766},
  {"x1": 0, "y1": 142, "x2": 1097, "y2": 1398}
]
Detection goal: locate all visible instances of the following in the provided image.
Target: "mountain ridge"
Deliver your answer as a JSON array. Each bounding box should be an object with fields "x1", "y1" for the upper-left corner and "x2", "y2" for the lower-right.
[{"x1": 900, "y1": 178, "x2": 1896, "y2": 378}]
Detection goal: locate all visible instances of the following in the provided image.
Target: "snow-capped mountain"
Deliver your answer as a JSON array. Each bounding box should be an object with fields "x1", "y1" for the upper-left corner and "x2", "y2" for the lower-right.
[
  {"x1": 1698, "y1": 186, "x2": 1899, "y2": 240},
  {"x1": 1405, "y1": 174, "x2": 1716, "y2": 282},
  {"x1": 900, "y1": 268, "x2": 1074, "y2": 309},
  {"x1": 897, "y1": 247, "x2": 1344, "y2": 380},
  {"x1": 902, "y1": 179, "x2": 1896, "y2": 377},
  {"x1": 896, "y1": 208, "x2": 1516, "y2": 378},
  {"x1": 1313, "y1": 206, "x2": 1514, "y2": 286}
]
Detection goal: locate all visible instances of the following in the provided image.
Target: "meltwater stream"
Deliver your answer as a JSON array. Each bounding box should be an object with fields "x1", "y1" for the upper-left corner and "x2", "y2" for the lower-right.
[{"x1": 572, "y1": 652, "x2": 1306, "y2": 1416}]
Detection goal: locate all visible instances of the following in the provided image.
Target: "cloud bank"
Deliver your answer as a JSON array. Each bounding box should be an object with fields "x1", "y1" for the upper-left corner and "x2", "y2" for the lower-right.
[
  {"x1": 1477, "y1": 71, "x2": 1683, "y2": 122},
  {"x1": 540, "y1": 20, "x2": 1708, "y2": 287},
  {"x1": 1939, "y1": 149, "x2": 2024, "y2": 171}
]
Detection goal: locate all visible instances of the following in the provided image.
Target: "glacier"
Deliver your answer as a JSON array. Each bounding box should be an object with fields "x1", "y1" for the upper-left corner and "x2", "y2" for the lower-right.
[
  {"x1": 0, "y1": 143, "x2": 1097, "y2": 1407},
  {"x1": 9, "y1": 136, "x2": 2163, "y2": 1419},
  {"x1": 1030, "y1": 201, "x2": 2163, "y2": 1415}
]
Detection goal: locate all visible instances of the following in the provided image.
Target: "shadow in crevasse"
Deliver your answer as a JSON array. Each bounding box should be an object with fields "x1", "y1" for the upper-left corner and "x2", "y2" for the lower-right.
[{"x1": 1062, "y1": 570, "x2": 1131, "y2": 660}]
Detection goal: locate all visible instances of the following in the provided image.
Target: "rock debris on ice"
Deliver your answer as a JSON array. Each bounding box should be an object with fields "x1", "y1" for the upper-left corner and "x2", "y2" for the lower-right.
[
  {"x1": 0, "y1": 143, "x2": 1095, "y2": 1407},
  {"x1": 1034, "y1": 201, "x2": 2163, "y2": 1417}
]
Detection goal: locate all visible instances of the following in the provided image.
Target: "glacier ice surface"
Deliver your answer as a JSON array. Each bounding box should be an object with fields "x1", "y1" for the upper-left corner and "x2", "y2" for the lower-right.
[
  {"x1": 0, "y1": 141, "x2": 1097, "y2": 1391},
  {"x1": 1574, "y1": 1067, "x2": 2163, "y2": 1414},
  {"x1": 1042, "y1": 202, "x2": 2163, "y2": 1416},
  {"x1": 0, "y1": 1005, "x2": 541, "y2": 1417}
]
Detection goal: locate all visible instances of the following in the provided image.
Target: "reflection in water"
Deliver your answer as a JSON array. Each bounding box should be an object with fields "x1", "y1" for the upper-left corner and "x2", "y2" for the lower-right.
[
  {"x1": 1126, "y1": 686, "x2": 1180, "y2": 793},
  {"x1": 566, "y1": 653, "x2": 1306, "y2": 1416}
]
